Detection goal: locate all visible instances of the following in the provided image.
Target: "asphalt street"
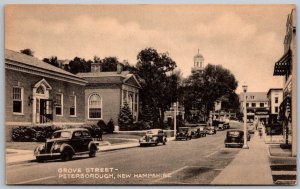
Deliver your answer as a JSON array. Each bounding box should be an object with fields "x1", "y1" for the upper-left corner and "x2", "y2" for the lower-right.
[{"x1": 6, "y1": 121, "x2": 244, "y2": 185}]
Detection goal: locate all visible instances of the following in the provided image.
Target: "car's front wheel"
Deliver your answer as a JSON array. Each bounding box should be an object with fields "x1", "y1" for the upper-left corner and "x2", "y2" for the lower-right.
[
  {"x1": 61, "y1": 150, "x2": 73, "y2": 161},
  {"x1": 36, "y1": 156, "x2": 45, "y2": 163},
  {"x1": 89, "y1": 149, "x2": 97, "y2": 158}
]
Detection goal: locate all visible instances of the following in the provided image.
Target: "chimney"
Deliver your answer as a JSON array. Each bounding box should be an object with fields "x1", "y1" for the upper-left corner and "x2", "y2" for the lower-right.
[
  {"x1": 117, "y1": 63, "x2": 123, "y2": 74},
  {"x1": 91, "y1": 62, "x2": 102, "y2": 73}
]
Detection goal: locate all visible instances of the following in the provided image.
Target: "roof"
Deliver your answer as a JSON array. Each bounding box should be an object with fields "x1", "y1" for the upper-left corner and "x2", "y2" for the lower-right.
[
  {"x1": 77, "y1": 71, "x2": 141, "y2": 88},
  {"x1": 5, "y1": 49, "x2": 86, "y2": 85},
  {"x1": 267, "y1": 88, "x2": 283, "y2": 96},
  {"x1": 239, "y1": 92, "x2": 268, "y2": 102}
]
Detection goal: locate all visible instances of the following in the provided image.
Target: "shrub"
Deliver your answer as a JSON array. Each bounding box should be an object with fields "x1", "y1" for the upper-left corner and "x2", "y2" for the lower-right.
[
  {"x1": 106, "y1": 119, "x2": 115, "y2": 133},
  {"x1": 118, "y1": 102, "x2": 133, "y2": 131},
  {"x1": 97, "y1": 120, "x2": 107, "y2": 131}
]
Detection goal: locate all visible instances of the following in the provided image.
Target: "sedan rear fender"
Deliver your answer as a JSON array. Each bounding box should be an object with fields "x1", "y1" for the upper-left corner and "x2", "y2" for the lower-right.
[{"x1": 60, "y1": 144, "x2": 75, "y2": 154}]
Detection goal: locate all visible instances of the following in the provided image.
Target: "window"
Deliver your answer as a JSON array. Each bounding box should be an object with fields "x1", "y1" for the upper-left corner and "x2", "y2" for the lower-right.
[
  {"x1": 246, "y1": 103, "x2": 249, "y2": 107},
  {"x1": 275, "y1": 97, "x2": 279, "y2": 104},
  {"x1": 89, "y1": 94, "x2": 102, "y2": 119},
  {"x1": 55, "y1": 93, "x2": 63, "y2": 116},
  {"x1": 70, "y1": 95, "x2": 76, "y2": 116},
  {"x1": 275, "y1": 106, "x2": 279, "y2": 113},
  {"x1": 260, "y1": 103, "x2": 264, "y2": 107},
  {"x1": 13, "y1": 87, "x2": 23, "y2": 114},
  {"x1": 251, "y1": 103, "x2": 256, "y2": 107}
]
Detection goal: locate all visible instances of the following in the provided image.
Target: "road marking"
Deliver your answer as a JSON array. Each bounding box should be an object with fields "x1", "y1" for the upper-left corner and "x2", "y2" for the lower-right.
[
  {"x1": 15, "y1": 176, "x2": 56, "y2": 184},
  {"x1": 153, "y1": 166, "x2": 189, "y2": 183},
  {"x1": 204, "y1": 145, "x2": 224, "y2": 157}
]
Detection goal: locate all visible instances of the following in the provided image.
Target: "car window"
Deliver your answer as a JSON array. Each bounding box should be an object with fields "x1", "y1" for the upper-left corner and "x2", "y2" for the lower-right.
[
  {"x1": 82, "y1": 131, "x2": 91, "y2": 138},
  {"x1": 73, "y1": 131, "x2": 82, "y2": 138},
  {"x1": 52, "y1": 131, "x2": 72, "y2": 139},
  {"x1": 228, "y1": 131, "x2": 242, "y2": 137}
]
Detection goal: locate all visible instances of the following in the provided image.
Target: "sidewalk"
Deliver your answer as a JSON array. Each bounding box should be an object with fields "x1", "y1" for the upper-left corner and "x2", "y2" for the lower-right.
[{"x1": 211, "y1": 131, "x2": 273, "y2": 185}]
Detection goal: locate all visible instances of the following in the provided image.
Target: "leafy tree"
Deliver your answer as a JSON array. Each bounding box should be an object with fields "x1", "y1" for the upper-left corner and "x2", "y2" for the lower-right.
[
  {"x1": 43, "y1": 56, "x2": 59, "y2": 67},
  {"x1": 135, "y1": 48, "x2": 178, "y2": 127},
  {"x1": 69, "y1": 57, "x2": 91, "y2": 74},
  {"x1": 182, "y1": 64, "x2": 238, "y2": 121},
  {"x1": 101, "y1": 57, "x2": 119, "y2": 72},
  {"x1": 118, "y1": 102, "x2": 133, "y2": 131},
  {"x1": 20, "y1": 48, "x2": 34, "y2": 56}
]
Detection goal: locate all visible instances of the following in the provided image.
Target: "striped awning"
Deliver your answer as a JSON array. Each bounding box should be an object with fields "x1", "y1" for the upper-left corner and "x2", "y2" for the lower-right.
[{"x1": 273, "y1": 49, "x2": 292, "y2": 76}]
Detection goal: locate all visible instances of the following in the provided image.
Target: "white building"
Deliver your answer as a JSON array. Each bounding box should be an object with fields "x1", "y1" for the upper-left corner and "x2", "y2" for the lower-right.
[{"x1": 267, "y1": 88, "x2": 283, "y2": 123}]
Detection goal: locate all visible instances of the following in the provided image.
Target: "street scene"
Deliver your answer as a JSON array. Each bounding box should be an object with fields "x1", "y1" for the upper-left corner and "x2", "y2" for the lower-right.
[{"x1": 5, "y1": 4, "x2": 296, "y2": 185}]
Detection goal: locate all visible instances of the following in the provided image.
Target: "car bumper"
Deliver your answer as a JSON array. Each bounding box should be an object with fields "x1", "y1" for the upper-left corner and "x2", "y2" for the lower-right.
[
  {"x1": 176, "y1": 136, "x2": 188, "y2": 140},
  {"x1": 225, "y1": 142, "x2": 243, "y2": 147},
  {"x1": 34, "y1": 152, "x2": 61, "y2": 158}
]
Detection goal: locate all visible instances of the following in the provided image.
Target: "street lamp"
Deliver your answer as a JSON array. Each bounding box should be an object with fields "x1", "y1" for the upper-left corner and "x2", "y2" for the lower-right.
[
  {"x1": 242, "y1": 83, "x2": 249, "y2": 149},
  {"x1": 173, "y1": 102, "x2": 177, "y2": 138}
]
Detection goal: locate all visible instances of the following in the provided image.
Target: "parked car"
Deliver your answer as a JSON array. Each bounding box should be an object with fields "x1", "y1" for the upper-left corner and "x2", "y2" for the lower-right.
[
  {"x1": 139, "y1": 129, "x2": 167, "y2": 146},
  {"x1": 192, "y1": 127, "x2": 206, "y2": 138},
  {"x1": 34, "y1": 128, "x2": 98, "y2": 162},
  {"x1": 223, "y1": 118, "x2": 230, "y2": 129},
  {"x1": 176, "y1": 127, "x2": 193, "y2": 140},
  {"x1": 218, "y1": 122, "x2": 225, "y2": 131},
  {"x1": 224, "y1": 130, "x2": 244, "y2": 148},
  {"x1": 206, "y1": 126, "x2": 216, "y2": 135}
]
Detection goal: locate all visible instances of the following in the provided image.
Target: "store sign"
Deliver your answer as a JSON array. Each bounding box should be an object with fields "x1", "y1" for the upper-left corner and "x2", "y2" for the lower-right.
[{"x1": 255, "y1": 110, "x2": 269, "y2": 115}]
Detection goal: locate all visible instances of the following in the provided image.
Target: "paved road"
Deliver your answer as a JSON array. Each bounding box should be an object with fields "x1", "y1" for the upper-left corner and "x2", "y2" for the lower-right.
[{"x1": 6, "y1": 121, "x2": 244, "y2": 185}]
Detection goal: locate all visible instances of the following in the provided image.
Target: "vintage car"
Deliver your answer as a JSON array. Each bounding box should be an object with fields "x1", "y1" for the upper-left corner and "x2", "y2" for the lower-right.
[
  {"x1": 192, "y1": 127, "x2": 206, "y2": 138},
  {"x1": 34, "y1": 128, "x2": 98, "y2": 162},
  {"x1": 224, "y1": 130, "x2": 244, "y2": 147},
  {"x1": 176, "y1": 127, "x2": 193, "y2": 140},
  {"x1": 206, "y1": 126, "x2": 216, "y2": 135},
  {"x1": 139, "y1": 129, "x2": 167, "y2": 146},
  {"x1": 223, "y1": 118, "x2": 230, "y2": 129},
  {"x1": 224, "y1": 130, "x2": 251, "y2": 147}
]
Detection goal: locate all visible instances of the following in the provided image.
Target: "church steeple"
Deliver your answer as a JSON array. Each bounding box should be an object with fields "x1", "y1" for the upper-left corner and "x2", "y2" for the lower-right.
[{"x1": 192, "y1": 49, "x2": 204, "y2": 72}]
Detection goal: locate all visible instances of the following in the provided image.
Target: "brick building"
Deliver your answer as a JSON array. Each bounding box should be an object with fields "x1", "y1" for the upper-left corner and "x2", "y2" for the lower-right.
[
  {"x1": 77, "y1": 62, "x2": 141, "y2": 126},
  {"x1": 5, "y1": 49, "x2": 87, "y2": 137}
]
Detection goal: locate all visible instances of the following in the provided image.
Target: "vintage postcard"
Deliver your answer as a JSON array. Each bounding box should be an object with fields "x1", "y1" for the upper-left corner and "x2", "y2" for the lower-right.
[{"x1": 5, "y1": 4, "x2": 296, "y2": 185}]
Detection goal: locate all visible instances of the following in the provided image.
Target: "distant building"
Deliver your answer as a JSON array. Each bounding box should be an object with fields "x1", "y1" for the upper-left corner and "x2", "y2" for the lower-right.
[
  {"x1": 192, "y1": 49, "x2": 205, "y2": 73},
  {"x1": 77, "y1": 63, "x2": 141, "y2": 125},
  {"x1": 239, "y1": 92, "x2": 269, "y2": 124},
  {"x1": 267, "y1": 88, "x2": 283, "y2": 123},
  {"x1": 272, "y1": 9, "x2": 296, "y2": 156}
]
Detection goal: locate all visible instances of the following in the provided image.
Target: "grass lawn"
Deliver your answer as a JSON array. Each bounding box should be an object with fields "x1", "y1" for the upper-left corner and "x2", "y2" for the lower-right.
[{"x1": 6, "y1": 133, "x2": 140, "y2": 151}]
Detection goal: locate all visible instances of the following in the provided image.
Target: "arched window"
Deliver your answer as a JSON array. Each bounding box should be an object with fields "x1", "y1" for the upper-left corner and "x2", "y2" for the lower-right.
[
  {"x1": 36, "y1": 86, "x2": 45, "y2": 94},
  {"x1": 88, "y1": 94, "x2": 102, "y2": 119}
]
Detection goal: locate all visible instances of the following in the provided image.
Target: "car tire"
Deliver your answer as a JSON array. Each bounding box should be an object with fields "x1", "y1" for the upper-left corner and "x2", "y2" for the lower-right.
[
  {"x1": 36, "y1": 156, "x2": 45, "y2": 163},
  {"x1": 140, "y1": 143, "x2": 144, "y2": 147},
  {"x1": 61, "y1": 150, "x2": 73, "y2": 161},
  {"x1": 89, "y1": 149, "x2": 96, "y2": 158}
]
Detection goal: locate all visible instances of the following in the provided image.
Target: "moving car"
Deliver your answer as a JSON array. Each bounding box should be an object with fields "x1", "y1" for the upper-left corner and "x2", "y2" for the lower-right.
[
  {"x1": 34, "y1": 128, "x2": 98, "y2": 162},
  {"x1": 224, "y1": 130, "x2": 244, "y2": 148},
  {"x1": 139, "y1": 129, "x2": 167, "y2": 146},
  {"x1": 206, "y1": 126, "x2": 216, "y2": 135},
  {"x1": 176, "y1": 127, "x2": 193, "y2": 140},
  {"x1": 192, "y1": 127, "x2": 206, "y2": 138}
]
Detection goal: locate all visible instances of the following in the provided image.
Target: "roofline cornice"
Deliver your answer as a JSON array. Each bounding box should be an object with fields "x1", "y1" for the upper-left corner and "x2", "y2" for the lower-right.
[{"x1": 5, "y1": 59, "x2": 87, "y2": 86}]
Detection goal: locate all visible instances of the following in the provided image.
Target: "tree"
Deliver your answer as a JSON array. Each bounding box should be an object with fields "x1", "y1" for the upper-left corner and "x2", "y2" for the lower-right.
[
  {"x1": 43, "y1": 56, "x2": 59, "y2": 67},
  {"x1": 135, "y1": 48, "x2": 177, "y2": 128},
  {"x1": 118, "y1": 102, "x2": 134, "y2": 131},
  {"x1": 182, "y1": 64, "x2": 238, "y2": 121},
  {"x1": 101, "y1": 57, "x2": 119, "y2": 72},
  {"x1": 20, "y1": 48, "x2": 34, "y2": 56},
  {"x1": 69, "y1": 57, "x2": 91, "y2": 74}
]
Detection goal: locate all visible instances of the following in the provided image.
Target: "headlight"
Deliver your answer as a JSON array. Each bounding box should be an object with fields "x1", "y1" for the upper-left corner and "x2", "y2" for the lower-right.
[
  {"x1": 38, "y1": 144, "x2": 45, "y2": 151},
  {"x1": 53, "y1": 143, "x2": 61, "y2": 150}
]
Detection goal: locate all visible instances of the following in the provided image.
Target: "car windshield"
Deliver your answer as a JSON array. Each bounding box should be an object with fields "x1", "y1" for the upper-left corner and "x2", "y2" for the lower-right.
[
  {"x1": 52, "y1": 131, "x2": 72, "y2": 139},
  {"x1": 228, "y1": 131, "x2": 242, "y2": 137}
]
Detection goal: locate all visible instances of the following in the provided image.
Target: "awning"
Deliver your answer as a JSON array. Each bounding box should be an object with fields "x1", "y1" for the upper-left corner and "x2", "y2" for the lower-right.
[{"x1": 273, "y1": 49, "x2": 292, "y2": 76}]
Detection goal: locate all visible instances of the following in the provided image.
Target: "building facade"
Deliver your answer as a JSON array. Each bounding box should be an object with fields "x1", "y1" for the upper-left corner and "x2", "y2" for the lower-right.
[
  {"x1": 77, "y1": 63, "x2": 141, "y2": 126},
  {"x1": 239, "y1": 92, "x2": 269, "y2": 124},
  {"x1": 267, "y1": 88, "x2": 283, "y2": 123},
  {"x1": 5, "y1": 49, "x2": 87, "y2": 138},
  {"x1": 273, "y1": 9, "x2": 296, "y2": 156}
]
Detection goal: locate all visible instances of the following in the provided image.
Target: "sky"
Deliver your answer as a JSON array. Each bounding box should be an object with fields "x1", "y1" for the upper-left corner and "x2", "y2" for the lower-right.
[{"x1": 5, "y1": 4, "x2": 295, "y2": 93}]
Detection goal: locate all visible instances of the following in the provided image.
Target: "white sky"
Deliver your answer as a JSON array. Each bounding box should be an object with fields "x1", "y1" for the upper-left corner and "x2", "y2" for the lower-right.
[{"x1": 5, "y1": 4, "x2": 294, "y2": 93}]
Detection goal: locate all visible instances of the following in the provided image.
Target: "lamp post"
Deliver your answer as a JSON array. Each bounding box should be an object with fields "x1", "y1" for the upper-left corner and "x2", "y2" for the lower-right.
[
  {"x1": 173, "y1": 102, "x2": 177, "y2": 138},
  {"x1": 242, "y1": 83, "x2": 249, "y2": 149}
]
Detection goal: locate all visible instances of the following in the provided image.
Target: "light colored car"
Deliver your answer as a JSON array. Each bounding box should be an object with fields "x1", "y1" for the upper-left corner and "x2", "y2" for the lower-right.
[
  {"x1": 139, "y1": 129, "x2": 167, "y2": 146},
  {"x1": 176, "y1": 127, "x2": 193, "y2": 140},
  {"x1": 206, "y1": 126, "x2": 216, "y2": 135}
]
